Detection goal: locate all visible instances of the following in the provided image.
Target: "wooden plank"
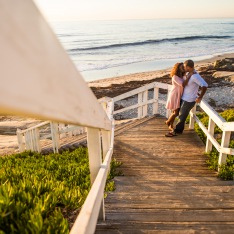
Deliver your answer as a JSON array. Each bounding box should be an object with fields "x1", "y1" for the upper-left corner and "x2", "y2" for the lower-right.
[{"x1": 0, "y1": 0, "x2": 111, "y2": 131}]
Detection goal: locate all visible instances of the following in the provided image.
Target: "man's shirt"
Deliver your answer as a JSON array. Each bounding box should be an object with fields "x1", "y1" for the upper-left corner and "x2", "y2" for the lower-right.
[{"x1": 182, "y1": 73, "x2": 208, "y2": 102}]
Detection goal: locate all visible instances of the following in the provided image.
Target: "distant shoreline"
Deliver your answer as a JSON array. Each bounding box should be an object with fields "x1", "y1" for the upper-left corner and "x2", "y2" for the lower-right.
[
  {"x1": 87, "y1": 53, "x2": 234, "y2": 87},
  {"x1": 88, "y1": 52, "x2": 234, "y2": 88}
]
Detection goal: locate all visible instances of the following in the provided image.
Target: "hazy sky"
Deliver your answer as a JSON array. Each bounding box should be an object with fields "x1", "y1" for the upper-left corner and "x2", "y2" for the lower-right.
[{"x1": 35, "y1": 0, "x2": 234, "y2": 22}]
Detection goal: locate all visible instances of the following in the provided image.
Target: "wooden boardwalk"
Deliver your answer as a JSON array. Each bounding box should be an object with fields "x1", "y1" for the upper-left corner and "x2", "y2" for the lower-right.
[{"x1": 96, "y1": 116, "x2": 234, "y2": 233}]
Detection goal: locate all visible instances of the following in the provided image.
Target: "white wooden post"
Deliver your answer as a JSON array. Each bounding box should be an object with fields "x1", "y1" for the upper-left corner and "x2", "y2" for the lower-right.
[
  {"x1": 87, "y1": 127, "x2": 105, "y2": 220},
  {"x1": 142, "y1": 90, "x2": 148, "y2": 117},
  {"x1": 166, "y1": 88, "x2": 170, "y2": 118},
  {"x1": 218, "y1": 131, "x2": 231, "y2": 167},
  {"x1": 189, "y1": 105, "x2": 196, "y2": 129},
  {"x1": 59, "y1": 123, "x2": 66, "y2": 138},
  {"x1": 102, "y1": 130, "x2": 111, "y2": 160},
  {"x1": 153, "y1": 87, "x2": 159, "y2": 115},
  {"x1": 34, "y1": 128, "x2": 41, "y2": 152},
  {"x1": 26, "y1": 131, "x2": 31, "y2": 151},
  {"x1": 205, "y1": 118, "x2": 215, "y2": 153},
  {"x1": 138, "y1": 92, "x2": 143, "y2": 119},
  {"x1": 50, "y1": 122, "x2": 60, "y2": 153},
  {"x1": 17, "y1": 129, "x2": 25, "y2": 152}
]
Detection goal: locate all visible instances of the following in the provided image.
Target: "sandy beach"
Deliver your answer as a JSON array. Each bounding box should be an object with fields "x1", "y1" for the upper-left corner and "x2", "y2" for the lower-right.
[{"x1": 1, "y1": 53, "x2": 234, "y2": 156}]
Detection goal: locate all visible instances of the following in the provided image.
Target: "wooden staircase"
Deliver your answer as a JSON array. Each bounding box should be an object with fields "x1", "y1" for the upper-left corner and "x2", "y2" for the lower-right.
[{"x1": 95, "y1": 116, "x2": 234, "y2": 233}]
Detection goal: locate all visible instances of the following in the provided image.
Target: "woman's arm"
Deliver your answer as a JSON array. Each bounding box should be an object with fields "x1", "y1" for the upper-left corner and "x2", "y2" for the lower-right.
[{"x1": 182, "y1": 71, "x2": 196, "y2": 87}]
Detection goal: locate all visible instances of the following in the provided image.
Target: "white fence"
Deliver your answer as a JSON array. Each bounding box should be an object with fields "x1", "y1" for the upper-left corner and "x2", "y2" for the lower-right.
[{"x1": 189, "y1": 101, "x2": 234, "y2": 168}]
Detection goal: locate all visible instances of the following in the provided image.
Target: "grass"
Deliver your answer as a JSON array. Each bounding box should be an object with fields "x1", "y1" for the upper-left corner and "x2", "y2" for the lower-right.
[
  {"x1": 188, "y1": 109, "x2": 234, "y2": 180},
  {"x1": 0, "y1": 148, "x2": 122, "y2": 233}
]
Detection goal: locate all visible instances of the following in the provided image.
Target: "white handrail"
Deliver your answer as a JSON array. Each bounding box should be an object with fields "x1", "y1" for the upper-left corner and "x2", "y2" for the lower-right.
[
  {"x1": 189, "y1": 99, "x2": 234, "y2": 168},
  {"x1": 0, "y1": 0, "x2": 111, "y2": 131}
]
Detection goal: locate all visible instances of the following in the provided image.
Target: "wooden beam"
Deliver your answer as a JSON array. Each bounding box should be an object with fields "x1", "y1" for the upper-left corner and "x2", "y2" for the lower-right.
[
  {"x1": 218, "y1": 131, "x2": 231, "y2": 167},
  {"x1": 205, "y1": 118, "x2": 215, "y2": 153},
  {"x1": 0, "y1": 0, "x2": 111, "y2": 131}
]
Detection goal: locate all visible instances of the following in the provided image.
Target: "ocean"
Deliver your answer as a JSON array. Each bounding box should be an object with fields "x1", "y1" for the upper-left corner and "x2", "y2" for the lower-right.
[{"x1": 50, "y1": 18, "x2": 234, "y2": 81}]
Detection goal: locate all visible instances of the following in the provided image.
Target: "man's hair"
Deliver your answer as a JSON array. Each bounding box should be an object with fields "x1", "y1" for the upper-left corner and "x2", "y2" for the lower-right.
[{"x1": 184, "y1": 59, "x2": 194, "y2": 68}]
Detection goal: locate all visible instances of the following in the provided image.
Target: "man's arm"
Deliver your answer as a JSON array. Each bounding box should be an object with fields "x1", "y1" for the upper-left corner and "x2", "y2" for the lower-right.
[
  {"x1": 196, "y1": 86, "x2": 207, "y2": 103},
  {"x1": 193, "y1": 74, "x2": 208, "y2": 103}
]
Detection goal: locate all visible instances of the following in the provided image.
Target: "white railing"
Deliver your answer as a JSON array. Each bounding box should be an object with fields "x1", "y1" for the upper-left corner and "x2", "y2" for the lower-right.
[
  {"x1": 70, "y1": 98, "x2": 115, "y2": 234},
  {"x1": 17, "y1": 81, "x2": 172, "y2": 154},
  {"x1": 16, "y1": 121, "x2": 86, "y2": 153},
  {"x1": 189, "y1": 101, "x2": 234, "y2": 168},
  {"x1": 113, "y1": 81, "x2": 172, "y2": 118}
]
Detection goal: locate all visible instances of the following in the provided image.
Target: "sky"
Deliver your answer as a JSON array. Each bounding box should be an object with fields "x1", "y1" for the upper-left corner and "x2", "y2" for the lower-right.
[{"x1": 34, "y1": 0, "x2": 234, "y2": 22}]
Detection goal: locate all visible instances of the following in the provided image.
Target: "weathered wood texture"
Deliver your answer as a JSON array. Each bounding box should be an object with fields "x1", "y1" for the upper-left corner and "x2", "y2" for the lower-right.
[{"x1": 96, "y1": 117, "x2": 234, "y2": 233}]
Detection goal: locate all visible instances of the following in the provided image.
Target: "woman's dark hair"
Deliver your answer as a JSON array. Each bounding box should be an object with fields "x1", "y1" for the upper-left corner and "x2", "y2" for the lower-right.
[{"x1": 170, "y1": 62, "x2": 184, "y2": 78}]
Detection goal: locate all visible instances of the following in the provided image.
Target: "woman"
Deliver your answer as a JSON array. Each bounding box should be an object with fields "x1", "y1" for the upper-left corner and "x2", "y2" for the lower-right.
[{"x1": 165, "y1": 63, "x2": 192, "y2": 136}]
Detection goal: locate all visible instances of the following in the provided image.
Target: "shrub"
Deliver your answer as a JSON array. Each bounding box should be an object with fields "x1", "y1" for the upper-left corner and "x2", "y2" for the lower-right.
[{"x1": 0, "y1": 148, "x2": 121, "y2": 233}]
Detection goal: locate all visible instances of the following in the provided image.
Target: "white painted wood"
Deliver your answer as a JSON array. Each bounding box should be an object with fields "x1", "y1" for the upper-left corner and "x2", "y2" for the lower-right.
[
  {"x1": 25, "y1": 131, "x2": 31, "y2": 150},
  {"x1": 189, "y1": 105, "x2": 196, "y2": 129},
  {"x1": 0, "y1": 0, "x2": 111, "y2": 131},
  {"x1": 138, "y1": 92, "x2": 143, "y2": 119},
  {"x1": 34, "y1": 128, "x2": 41, "y2": 152},
  {"x1": 223, "y1": 122, "x2": 234, "y2": 131},
  {"x1": 191, "y1": 113, "x2": 221, "y2": 152},
  {"x1": 102, "y1": 130, "x2": 111, "y2": 160},
  {"x1": 86, "y1": 128, "x2": 102, "y2": 184},
  {"x1": 16, "y1": 129, "x2": 25, "y2": 152},
  {"x1": 220, "y1": 146, "x2": 234, "y2": 155},
  {"x1": 199, "y1": 101, "x2": 225, "y2": 130},
  {"x1": 142, "y1": 90, "x2": 148, "y2": 117},
  {"x1": 113, "y1": 82, "x2": 169, "y2": 103},
  {"x1": 86, "y1": 127, "x2": 105, "y2": 220},
  {"x1": 20, "y1": 121, "x2": 50, "y2": 134},
  {"x1": 206, "y1": 118, "x2": 215, "y2": 153},
  {"x1": 218, "y1": 131, "x2": 231, "y2": 166},
  {"x1": 114, "y1": 99, "x2": 155, "y2": 115},
  {"x1": 50, "y1": 122, "x2": 60, "y2": 153},
  {"x1": 153, "y1": 87, "x2": 159, "y2": 115}
]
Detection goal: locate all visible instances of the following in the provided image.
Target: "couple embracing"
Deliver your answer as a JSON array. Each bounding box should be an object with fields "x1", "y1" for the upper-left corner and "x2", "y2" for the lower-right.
[{"x1": 165, "y1": 60, "x2": 208, "y2": 137}]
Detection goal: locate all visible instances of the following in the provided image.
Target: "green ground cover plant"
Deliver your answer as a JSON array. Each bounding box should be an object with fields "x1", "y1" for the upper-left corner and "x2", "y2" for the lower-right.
[{"x1": 0, "y1": 148, "x2": 122, "y2": 233}]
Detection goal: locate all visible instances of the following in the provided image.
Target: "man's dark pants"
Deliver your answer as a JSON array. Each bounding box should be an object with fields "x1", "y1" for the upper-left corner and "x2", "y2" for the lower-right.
[{"x1": 174, "y1": 100, "x2": 196, "y2": 134}]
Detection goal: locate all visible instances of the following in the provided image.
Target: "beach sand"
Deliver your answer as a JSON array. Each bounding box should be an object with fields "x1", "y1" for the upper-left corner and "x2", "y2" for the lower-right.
[{"x1": 1, "y1": 53, "x2": 234, "y2": 156}]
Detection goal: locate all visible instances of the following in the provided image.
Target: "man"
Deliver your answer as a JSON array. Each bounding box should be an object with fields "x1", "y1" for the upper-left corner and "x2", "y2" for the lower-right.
[{"x1": 167, "y1": 59, "x2": 208, "y2": 136}]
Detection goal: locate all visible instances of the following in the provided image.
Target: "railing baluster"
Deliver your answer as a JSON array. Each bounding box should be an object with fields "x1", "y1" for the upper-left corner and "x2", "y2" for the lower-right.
[
  {"x1": 50, "y1": 122, "x2": 60, "y2": 153},
  {"x1": 16, "y1": 129, "x2": 25, "y2": 152},
  {"x1": 206, "y1": 117, "x2": 215, "y2": 153},
  {"x1": 87, "y1": 127, "x2": 105, "y2": 220},
  {"x1": 138, "y1": 92, "x2": 143, "y2": 119},
  {"x1": 189, "y1": 105, "x2": 196, "y2": 129},
  {"x1": 218, "y1": 131, "x2": 231, "y2": 167},
  {"x1": 153, "y1": 87, "x2": 159, "y2": 115},
  {"x1": 142, "y1": 90, "x2": 148, "y2": 117}
]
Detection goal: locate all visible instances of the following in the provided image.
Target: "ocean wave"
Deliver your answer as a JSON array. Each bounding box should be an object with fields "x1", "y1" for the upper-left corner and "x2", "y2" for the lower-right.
[{"x1": 70, "y1": 35, "x2": 232, "y2": 52}]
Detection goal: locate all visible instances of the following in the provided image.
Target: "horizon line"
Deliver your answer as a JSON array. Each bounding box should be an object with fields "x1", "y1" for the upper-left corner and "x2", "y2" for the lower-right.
[{"x1": 48, "y1": 17, "x2": 234, "y2": 23}]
